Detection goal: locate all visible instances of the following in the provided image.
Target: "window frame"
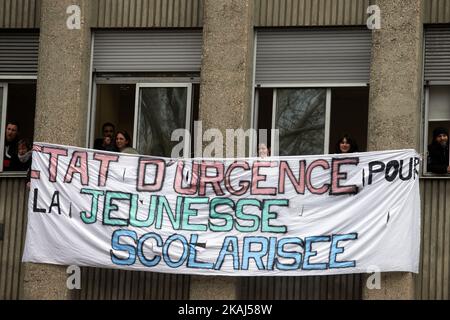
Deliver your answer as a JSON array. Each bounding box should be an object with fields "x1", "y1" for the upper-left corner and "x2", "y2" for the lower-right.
[
  {"x1": 0, "y1": 82, "x2": 8, "y2": 173},
  {"x1": 422, "y1": 84, "x2": 450, "y2": 178},
  {"x1": 88, "y1": 76, "x2": 200, "y2": 158},
  {"x1": 252, "y1": 83, "x2": 368, "y2": 157},
  {"x1": 134, "y1": 82, "x2": 193, "y2": 158},
  {"x1": 0, "y1": 76, "x2": 37, "y2": 176}
]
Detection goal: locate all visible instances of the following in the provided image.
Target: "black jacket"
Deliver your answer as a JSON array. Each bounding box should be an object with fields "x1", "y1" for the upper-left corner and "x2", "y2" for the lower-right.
[
  {"x1": 427, "y1": 143, "x2": 449, "y2": 174},
  {"x1": 3, "y1": 140, "x2": 19, "y2": 171}
]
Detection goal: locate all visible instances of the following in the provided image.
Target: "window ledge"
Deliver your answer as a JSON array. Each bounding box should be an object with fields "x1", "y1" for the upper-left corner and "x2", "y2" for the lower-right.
[
  {"x1": 420, "y1": 173, "x2": 450, "y2": 180},
  {"x1": 0, "y1": 172, "x2": 28, "y2": 179}
]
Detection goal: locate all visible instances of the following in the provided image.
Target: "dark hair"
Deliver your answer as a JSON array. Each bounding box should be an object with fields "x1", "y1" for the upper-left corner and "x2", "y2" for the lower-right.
[
  {"x1": 18, "y1": 139, "x2": 31, "y2": 149},
  {"x1": 102, "y1": 122, "x2": 115, "y2": 131},
  {"x1": 431, "y1": 127, "x2": 449, "y2": 145},
  {"x1": 7, "y1": 120, "x2": 19, "y2": 129},
  {"x1": 115, "y1": 130, "x2": 132, "y2": 147},
  {"x1": 335, "y1": 134, "x2": 359, "y2": 154}
]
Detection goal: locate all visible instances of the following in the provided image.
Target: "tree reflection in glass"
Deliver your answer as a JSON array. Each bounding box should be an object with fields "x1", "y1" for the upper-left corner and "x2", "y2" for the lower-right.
[
  {"x1": 137, "y1": 87, "x2": 187, "y2": 157},
  {"x1": 276, "y1": 88, "x2": 326, "y2": 156}
]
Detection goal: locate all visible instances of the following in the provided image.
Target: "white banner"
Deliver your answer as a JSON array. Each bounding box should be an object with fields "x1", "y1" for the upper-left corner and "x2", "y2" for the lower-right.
[{"x1": 23, "y1": 143, "x2": 421, "y2": 276}]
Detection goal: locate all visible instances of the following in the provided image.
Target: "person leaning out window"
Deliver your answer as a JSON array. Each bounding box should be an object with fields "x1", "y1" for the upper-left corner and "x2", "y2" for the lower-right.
[{"x1": 427, "y1": 127, "x2": 450, "y2": 174}]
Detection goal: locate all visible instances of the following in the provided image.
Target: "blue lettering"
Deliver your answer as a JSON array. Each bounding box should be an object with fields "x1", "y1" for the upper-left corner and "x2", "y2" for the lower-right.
[
  {"x1": 241, "y1": 237, "x2": 268, "y2": 270},
  {"x1": 137, "y1": 232, "x2": 163, "y2": 267},
  {"x1": 187, "y1": 234, "x2": 214, "y2": 269},
  {"x1": 215, "y1": 236, "x2": 240, "y2": 270},
  {"x1": 329, "y1": 233, "x2": 357, "y2": 269},
  {"x1": 110, "y1": 229, "x2": 137, "y2": 266},
  {"x1": 302, "y1": 236, "x2": 330, "y2": 270},
  {"x1": 162, "y1": 234, "x2": 189, "y2": 268},
  {"x1": 276, "y1": 237, "x2": 303, "y2": 270}
]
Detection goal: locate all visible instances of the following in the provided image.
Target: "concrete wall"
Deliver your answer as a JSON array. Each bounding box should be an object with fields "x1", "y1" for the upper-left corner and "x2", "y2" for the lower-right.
[
  {"x1": 22, "y1": 0, "x2": 92, "y2": 300},
  {"x1": 364, "y1": 0, "x2": 424, "y2": 300},
  {"x1": 367, "y1": 0, "x2": 423, "y2": 152},
  {"x1": 198, "y1": 0, "x2": 254, "y2": 147},
  {"x1": 191, "y1": 0, "x2": 254, "y2": 299}
]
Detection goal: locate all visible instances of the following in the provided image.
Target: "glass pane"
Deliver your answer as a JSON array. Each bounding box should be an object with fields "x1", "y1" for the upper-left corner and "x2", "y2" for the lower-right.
[
  {"x1": 6, "y1": 83, "x2": 37, "y2": 145},
  {"x1": 329, "y1": 87, "x2": 369, "y2": 153},
  {"x1": 137, "y1": 87, "x2": 188, "y2": 157},
  {"x1": 0, "y1": 86, "x2": 3, "y2": 113},
  {"x1": 275, "y1": 88, "x2": 326, "y2": 156},
  {"x1": 429, "y1": 86, "x2": 450, "y2": 121},
  {"x1": 93, "y1": 84, "x2": 135, "y2": 151},
  {"x1": 426, "y1": 86, "x2": 450, "y2": 174}
]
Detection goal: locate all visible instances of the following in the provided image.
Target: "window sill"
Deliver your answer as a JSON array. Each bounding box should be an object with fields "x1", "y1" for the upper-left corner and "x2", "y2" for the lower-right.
[
  {"x1": 0, "y1": 171, "x2": 28, "y2": 179},
  {"x1": 420, "y1": 173, "x2": 450, "y2": 180}
]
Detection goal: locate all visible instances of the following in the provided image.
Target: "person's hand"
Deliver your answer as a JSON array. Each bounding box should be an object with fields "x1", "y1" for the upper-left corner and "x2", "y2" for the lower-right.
[
  {"x1": 447, "y1": 166, "x2": 450, "y2": 173},
  {"x1": 104, "y1": 136, "x2": 112, "y2": 146}
]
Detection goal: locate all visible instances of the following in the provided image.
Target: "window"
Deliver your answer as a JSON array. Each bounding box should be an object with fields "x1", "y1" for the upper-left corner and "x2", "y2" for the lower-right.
[
  {"x1": 423, "y1": 26, "x2": 450, "y2": 175},
  {"x1": 0, "y1": 81, "x2": 37, "y2": 173},
  {"x1": 90, "y1": 30, "x2": 203, "y2": 158},
  {"x1": 90, "y1": 78, "x2": 200, "y2": 158},
  {"x1": 254, "y1": 86, "x2": 369, "y2": 156},
  {"x1": 423, "y1": 85, "x2": 450, "y2": 175},
  {"x1": 135, "y1": 84, "x2": 193, "y2": 157}
]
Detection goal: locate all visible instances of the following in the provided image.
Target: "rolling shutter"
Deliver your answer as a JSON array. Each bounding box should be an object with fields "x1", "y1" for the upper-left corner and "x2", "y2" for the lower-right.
[
  {"x1": 0, "y1": 32, "x2": 39, "y2": 75},
  {"x1": 255, "y1": 29, "x2": 372, "y2": 85},
  {"x1": 93, "y1": 30, "x2": 202, "y2": 73},
  {"x1": 425, "y1": 27, "x2": 450, "y2": 83}
]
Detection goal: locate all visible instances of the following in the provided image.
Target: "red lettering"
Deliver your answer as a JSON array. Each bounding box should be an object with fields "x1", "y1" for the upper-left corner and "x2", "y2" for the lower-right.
[
  {"x1": 331, "y1": 158, "x2": 359, "y2": 195},
  {"x1": 137, "y1": 159, "x2": 166, "y2": 192},
  {"x1": 251, "y1": 161, "x2": 277, "y2": 195},
  {"x1": 279, "y1": 160, "x2": 306, "y2": 194},
  {"x1": 305, "y1": 159, "x2": 330, "y2": 195},
  {"x1": 198, "y1": 161, "x2": 225, "y2": 196},
  {"x1": 94, "y1": 153, "x2": 119, "y2": 187},
  {"x1": 64, "y1": 152, "x2": 89, "y2": 185},
  {"x1": 225, "y1": 161, "x2": 250, "y2": 196},
  {"x1": 42, "y1": 147, "x2": 68, "y2": 182},
  {"x1": 174, "y1": 161, "x2": 199, "y2": 195}
]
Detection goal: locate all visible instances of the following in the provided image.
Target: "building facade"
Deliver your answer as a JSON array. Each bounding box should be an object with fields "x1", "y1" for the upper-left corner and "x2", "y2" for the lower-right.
[{"x1": 0, "y1": 0, "x2": 449, "y2": 300}]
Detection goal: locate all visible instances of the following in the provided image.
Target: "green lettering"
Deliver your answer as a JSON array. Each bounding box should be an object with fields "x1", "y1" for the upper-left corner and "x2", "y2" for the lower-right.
[
  {"x1": 235, "y1": 199, "x2": 260, "y2": 232},
  {"x1": 156, "y1": 196, "x2": 182, "y2": 230},
  {"x1": 261, "y1": 199, "x2": 288, "y2": 233},
  {"x1": 182, "y1": 197, "x2": 208, "y2": 231},
  {"x1": 208, "y1": 198, "x2": 234, "y2": 232},
  {"x1": 130, "y1": 195, "x2": 157, "y2": 228},
  {"x1": 103, "y1": 192, "x2": 131, "y2": 226},
  {"x1": 80, "y1": 188, "x2": 104, "y2": 224}
]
